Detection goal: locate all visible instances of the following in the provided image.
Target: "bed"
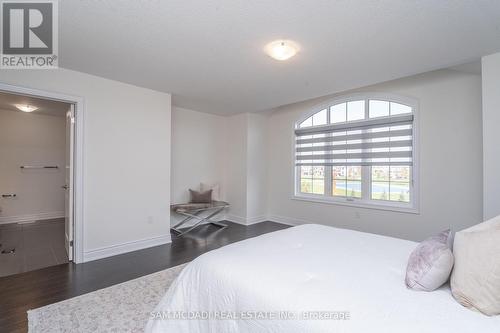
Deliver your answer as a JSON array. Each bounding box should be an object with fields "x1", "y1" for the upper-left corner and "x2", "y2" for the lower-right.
[{"x1": 145, "y1": 224, "x2": 500, "y2": 332}]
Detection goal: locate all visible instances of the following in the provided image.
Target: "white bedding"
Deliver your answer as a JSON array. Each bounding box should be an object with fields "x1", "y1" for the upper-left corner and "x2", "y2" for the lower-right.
[{"x1": 146, "y1": 224, "x2": 500, "y2": 332}]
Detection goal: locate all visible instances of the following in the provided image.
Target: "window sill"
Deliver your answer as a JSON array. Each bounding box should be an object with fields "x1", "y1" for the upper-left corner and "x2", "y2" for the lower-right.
[{"x1": 291, "y1": 194, "x2": 420, "y2": 214}]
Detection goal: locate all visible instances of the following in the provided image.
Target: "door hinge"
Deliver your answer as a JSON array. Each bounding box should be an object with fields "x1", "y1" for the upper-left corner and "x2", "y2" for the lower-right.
[{"x1": 70, "y1": 240, "x2": 74, "y2": 247}]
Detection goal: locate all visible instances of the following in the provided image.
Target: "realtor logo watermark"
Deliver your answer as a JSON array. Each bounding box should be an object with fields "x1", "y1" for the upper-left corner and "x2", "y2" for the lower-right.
[{"x1": 1, "y1": 0, "x2": 58, "y2": 69}]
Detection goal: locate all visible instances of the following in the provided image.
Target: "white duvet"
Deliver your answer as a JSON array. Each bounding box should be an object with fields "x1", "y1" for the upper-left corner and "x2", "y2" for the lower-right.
[{"x1": 146, "y1": 224, "x2": 500, "y2": 332}]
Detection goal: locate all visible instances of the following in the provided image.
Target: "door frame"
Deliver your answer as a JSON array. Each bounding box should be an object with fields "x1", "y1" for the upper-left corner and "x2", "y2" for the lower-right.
[{"x1": 0, "y1": 82, "x2": 85, "y2": 263}]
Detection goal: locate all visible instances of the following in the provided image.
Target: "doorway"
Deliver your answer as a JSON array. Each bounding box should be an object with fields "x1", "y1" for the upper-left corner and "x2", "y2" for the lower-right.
[{"x1": 0, "y1": 87, "x2": 81, "y2": 276}]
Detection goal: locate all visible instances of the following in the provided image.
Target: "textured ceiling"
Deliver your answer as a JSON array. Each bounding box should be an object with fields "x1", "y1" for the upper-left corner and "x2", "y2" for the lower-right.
[
  {"x1": 0, "y1": 91, "x2": 69, "y2": 117},
  {"x1": 449, "y1": 61, "x2": 482, "y2": 75},
  {"x1": 59, "y1": 0, "x2": 500, "y2": 115}
]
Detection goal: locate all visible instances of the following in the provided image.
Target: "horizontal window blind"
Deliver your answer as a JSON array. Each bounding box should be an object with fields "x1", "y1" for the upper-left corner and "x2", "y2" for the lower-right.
[{"x1": 295, "y1": 114, "x2": 414, "y2": 167}]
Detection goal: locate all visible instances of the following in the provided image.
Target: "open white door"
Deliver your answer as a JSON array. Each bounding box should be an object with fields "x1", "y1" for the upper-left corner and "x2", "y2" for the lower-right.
[{"x1": 64, "y1": 105, "x2": 75, "y2": 261}]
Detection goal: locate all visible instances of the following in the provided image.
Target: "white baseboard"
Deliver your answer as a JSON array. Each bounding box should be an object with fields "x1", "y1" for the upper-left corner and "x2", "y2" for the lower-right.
[
  {"x1": 83, "y1": 234, "x2": 171, "y2": 262},
  {"x1": 225, "y1": 214, "x2": 246, "y2": 225},
  {"x1": 266, "y1": 214, "x2": 310, "y2": 226},
  {"x1": 0, "y1": 211, "x2": 65, "y2": 225},
  {"x1": 225, "y1": 214, "x2": 268, "y2": 225},
  {"x1": 245, "y1": 215, "x2": 268, "y2": 225}
]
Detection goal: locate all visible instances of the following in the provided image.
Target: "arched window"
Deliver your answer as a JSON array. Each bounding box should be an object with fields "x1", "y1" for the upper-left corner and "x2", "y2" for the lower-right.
[{"x1": 294, "y1": 94, "x2": 418, "y2": 211}]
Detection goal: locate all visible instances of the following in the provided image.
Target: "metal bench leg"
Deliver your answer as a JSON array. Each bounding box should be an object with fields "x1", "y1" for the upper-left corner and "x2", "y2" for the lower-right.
[
  {"x1": 172, "y1": 210, "x2": 203, "y2": 229},
  {"x1": 174, "y1": 207, "x2": 226, "y2": 236}
]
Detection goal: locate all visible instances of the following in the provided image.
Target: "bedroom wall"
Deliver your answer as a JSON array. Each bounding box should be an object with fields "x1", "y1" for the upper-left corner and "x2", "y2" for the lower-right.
[
  {"x1": 0, "y1": 68, "x2": 172, "y2": 262},
  {"x1": 266, "y1": 69, "x2": 483, "y2": 241},
  {"x1": 170, "y1": 106, "x2": 227, "y2": 204},
  {"x1": 0, "y1": 109, "x2": 66, "y2": 223},
  {"x1": 169, "y1": 110, "x2": 268, "y2": 226},
  {"x1": 170, "y1": 106, "x2": 227, "y2": 226},
  {"x1": 224, "y1": 113, "x2": 269, "y2": 224},
  {"x1": 225, "y1": 113, "x2": 248, "y2": 222},
  {"x1": 246, "y1": 113, "x2": 269, "y2": 222},
  {"x1": 482, "y1": 52, "x2": 500, "y2": 220}
]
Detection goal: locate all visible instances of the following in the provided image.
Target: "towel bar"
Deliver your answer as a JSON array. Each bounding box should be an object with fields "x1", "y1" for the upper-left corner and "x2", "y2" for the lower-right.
[{"x1": 20, "y1": 165, "x2": 59, "y2": 169}]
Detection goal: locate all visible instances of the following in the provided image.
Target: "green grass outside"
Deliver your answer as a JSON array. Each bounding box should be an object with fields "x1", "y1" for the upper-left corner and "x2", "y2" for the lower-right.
[{"x1": 301, "y1": 179, "x2": 409, "y2": 202}]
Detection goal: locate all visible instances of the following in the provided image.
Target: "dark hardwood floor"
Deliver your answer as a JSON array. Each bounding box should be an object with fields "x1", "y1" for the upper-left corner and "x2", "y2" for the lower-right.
[{"x1": 0, "y1": 221, "x2": 288, "y2": 333}]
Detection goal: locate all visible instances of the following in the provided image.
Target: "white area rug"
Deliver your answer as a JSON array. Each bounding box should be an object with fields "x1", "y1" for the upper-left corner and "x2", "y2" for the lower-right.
[{"x1": 28, "y1": 263, "x2": 187, "y2": 333}]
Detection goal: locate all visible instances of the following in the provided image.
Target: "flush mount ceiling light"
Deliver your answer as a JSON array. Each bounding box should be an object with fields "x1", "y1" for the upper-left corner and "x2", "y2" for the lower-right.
[
  {"x1": 15, "y1": 104, "x2": 38, "y2": 112},
  {"x1": 264, "y1": 40, "x2": 300, "y2": 61}
]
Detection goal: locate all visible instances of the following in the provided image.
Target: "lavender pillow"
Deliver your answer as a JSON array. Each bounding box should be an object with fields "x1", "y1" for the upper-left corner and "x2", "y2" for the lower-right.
[{"x1": 405, "y1": 230, "x2": 454, "y2": 291}]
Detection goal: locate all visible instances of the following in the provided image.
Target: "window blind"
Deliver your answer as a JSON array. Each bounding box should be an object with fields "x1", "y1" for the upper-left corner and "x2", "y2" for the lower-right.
[{"x1": 295, "y1": 114, "x2": 414, "y2": 167}]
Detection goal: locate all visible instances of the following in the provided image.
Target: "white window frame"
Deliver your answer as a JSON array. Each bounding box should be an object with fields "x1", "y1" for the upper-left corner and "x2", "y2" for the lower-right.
[{"x1": 292, "y1": 92, "x2": 420, "y2": 214}]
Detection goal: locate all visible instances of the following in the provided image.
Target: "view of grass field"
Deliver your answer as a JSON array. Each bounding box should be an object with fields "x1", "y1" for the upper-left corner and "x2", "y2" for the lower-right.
[
  {"x1": 371, "y1": 166, "x2": 410, "y2": 202},
  {"x1": 300, "y1": 165, "x2": 411, "y2": 202}
]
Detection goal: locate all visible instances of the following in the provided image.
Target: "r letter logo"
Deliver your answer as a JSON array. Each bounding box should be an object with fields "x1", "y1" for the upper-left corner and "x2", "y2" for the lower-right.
[{"x1": 1, "y1": 0, "x2": 58, "y2": 68}]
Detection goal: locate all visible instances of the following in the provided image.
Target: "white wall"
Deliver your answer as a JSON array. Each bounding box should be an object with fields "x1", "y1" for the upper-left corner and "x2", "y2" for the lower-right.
[
  {"x1": 246, "y1": 113, "x2": 268, "y2": 221},
  {"x1": 267, "y1": 69, "x2": 483, "y2": 241},
  {"x1": 170, "y1": 106, "x2": 227, "y2": 225},
  {"x1": 0, "y1": 68, "x2": 172, "y2": 261},
  {"x1": 170, "y1": 109, "x2": 268, "y2": 226},
  {"x1": 482, "y1": 52, "x2": 500, "y2": 220},
  {"x1": 171, "y1": 106, "x2": 227, "y2": 204},
  {"x1": 223, "y1": 113, "x2": 269, "y2": 224},
  {"x1": 225, "y1": 113, "x2": 248, "y2": 222},
  {"x1": 0, "y1": 109, "x2": 66, "y2": 223}
]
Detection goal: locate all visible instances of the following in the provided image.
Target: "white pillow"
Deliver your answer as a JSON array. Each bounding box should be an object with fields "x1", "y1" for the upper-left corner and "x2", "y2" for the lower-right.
[
  {"x1": 451, "y1": 216, "x2": 500, "y2": 316},
  {"x1": 460, "y1": 214, "x2": 500, "y2": 233},
  {"x1": 200, "y1": 182, "x2": 221, "y2": 201}
]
